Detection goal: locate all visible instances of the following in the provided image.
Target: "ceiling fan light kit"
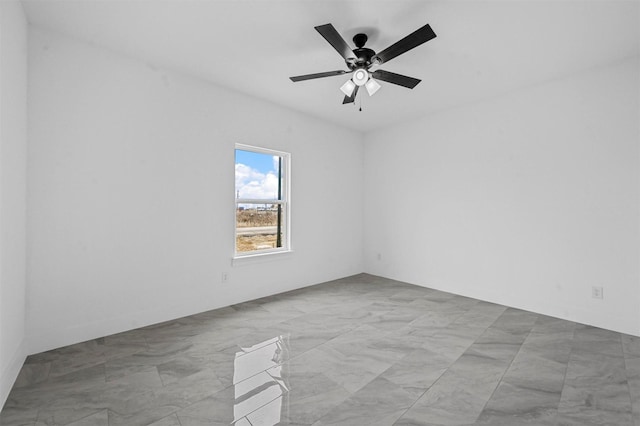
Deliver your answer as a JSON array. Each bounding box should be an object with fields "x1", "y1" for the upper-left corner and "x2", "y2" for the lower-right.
[
  {"x1": 352, "y1": 68, "x2": 369, "y2": 86},
  {"x1": 365, "y1": 78, "x2": 381, "y2": 96},
  {"x1": 290, "y1": 22, "x2": 436, "y2": 105},
  {"x1": 340, "y1": 79, "x2": 356, "y2": 97}
]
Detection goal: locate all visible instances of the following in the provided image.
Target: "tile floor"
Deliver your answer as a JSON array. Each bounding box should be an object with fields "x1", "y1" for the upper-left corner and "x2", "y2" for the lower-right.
[{"x1": 1, "y1": 274, "x2": 639, "y2": 426}]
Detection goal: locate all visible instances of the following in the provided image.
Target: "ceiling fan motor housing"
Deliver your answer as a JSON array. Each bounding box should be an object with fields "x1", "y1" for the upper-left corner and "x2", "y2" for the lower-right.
[{"x1": 349, "y1": 33, "x2": 376, "y2": 69}]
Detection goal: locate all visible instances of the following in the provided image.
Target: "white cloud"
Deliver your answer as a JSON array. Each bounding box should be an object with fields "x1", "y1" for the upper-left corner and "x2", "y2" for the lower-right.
[
  {"x1": 235, "y1": 163, "x2": 279, "y2": 200},
  {"x1": 235, "y1": 163, "x2": 262, "y2": 188}
]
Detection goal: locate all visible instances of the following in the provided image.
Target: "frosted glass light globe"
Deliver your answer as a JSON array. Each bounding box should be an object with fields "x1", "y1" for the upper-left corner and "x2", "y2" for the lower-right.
[{"x1": 352, "y1": 68, "x2": 369, "y2": 86}]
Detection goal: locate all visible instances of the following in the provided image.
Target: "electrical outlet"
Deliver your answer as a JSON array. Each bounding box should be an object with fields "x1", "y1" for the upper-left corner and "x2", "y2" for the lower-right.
[
  {"x1": 592, "y1": 286, "x2": 603, "y2": 299},
  {"x1": 221, "y1": 272, "x2": 228, "y2": 284}
]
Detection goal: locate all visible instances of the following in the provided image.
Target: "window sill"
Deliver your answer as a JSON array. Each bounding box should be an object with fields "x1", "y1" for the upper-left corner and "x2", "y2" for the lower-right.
[{"x1": 232, "y1": 250, "x2": 294, "y2": 266}]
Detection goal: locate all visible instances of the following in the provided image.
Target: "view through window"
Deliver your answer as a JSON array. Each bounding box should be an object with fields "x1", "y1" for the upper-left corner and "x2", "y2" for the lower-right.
[{"x1": 235, "y1": 145, "x2": 289, "y2": 255}]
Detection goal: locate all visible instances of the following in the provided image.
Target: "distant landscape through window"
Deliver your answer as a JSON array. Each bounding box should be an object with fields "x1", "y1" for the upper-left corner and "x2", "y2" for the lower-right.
[{"x1": 235, "y1": 145, "x2": 289, "y2": 255}]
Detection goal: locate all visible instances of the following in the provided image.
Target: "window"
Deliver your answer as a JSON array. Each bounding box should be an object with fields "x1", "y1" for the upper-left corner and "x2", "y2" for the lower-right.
[{"x1": 235, "y1": 144, "x2": 290, "y2": 256}]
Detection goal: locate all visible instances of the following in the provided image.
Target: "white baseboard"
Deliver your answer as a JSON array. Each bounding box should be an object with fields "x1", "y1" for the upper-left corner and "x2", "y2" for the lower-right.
[{"x1": 0, "y1": 340, "x2": 26, "y2": 410}]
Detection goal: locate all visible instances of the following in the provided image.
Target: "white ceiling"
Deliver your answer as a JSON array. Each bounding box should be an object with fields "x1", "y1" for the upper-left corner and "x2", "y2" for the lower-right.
[{"x1": 21, "y1": 0, "x2": 639, "y2": 133}]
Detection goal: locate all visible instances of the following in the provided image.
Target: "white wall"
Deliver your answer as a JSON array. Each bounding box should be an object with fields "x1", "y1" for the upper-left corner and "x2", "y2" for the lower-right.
[
  {"x1": 0, "y1": 0, "x2": 28, "y2": 409},
  {"x1": 364, "y1": 57, "x2": 640, "y2": 336},
  {"x1": 27, "y1": 28, "x2": 363, "y2": 354},
  {"x1": 23, "y1": 15, "x2": 640, "y2": 358}
]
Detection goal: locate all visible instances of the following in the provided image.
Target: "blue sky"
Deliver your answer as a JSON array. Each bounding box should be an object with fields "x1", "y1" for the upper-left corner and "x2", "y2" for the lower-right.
[
  {"x1": 235, "y1": 149, "x2": 276, "y2": 175},
  {"x1": 235, "y1": 149, "x2": 280, "y2": 200}
]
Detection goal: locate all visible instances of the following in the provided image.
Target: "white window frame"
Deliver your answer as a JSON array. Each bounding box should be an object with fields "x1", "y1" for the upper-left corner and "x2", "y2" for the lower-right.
[{"x1": 234, "y1": 144, "x2": 291, "y2": 258}]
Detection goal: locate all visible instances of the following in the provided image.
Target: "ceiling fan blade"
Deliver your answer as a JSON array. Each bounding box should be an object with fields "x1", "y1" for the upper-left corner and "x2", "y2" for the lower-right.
[
  {"x1": 374, "y1": 24, "x2": 436, "y2": 65},
  {"x1": 290, "y1": 70, "x2": 349, "y2": 82},
  {"x1": 371, "y1": 70, "x2": 421, "y2": 89},
  {"x1": 315, "y1": 23, "x2": 356, "y2": 62},
  {"x1": 342, "y1": 85, "x2": 359, "y2": 104}
]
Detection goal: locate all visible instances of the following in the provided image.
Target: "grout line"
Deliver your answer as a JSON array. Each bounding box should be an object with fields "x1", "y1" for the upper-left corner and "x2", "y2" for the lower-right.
[
  {"x1": 391, "y1": 361, "x2": 450, "y2": 425},
  {"x1": 156, "y1": 365, "x2": 168, "y2": 387},
  {"x1": 474, "y1": 314, "x2": 539, "y2": 422},
  {"x1": 175, "y1": 410, "x2": 184, "y2": 426},
  {"x1": 621, "y1": 334, "x2": 636, "y2": 415},
  {"x1": 390, "y1": 300, "x2": 490, "y2": 424},
  {"x1": 549, "y1": 320, "x2": 577, "y2": 420}
]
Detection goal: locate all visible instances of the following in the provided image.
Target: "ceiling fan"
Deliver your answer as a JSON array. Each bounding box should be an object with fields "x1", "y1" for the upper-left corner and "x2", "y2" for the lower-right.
[{"x1": 290, "y1": 23, "x2": 436, "y2": 104}]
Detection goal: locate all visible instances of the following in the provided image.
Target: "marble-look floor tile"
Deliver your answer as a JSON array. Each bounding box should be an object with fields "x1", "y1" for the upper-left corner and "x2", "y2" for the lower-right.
[
  {"x1": 2, "y1": 274, "x2": 639, "y2": 426},
  {"x1": 555, "y1": 411, "x2": 634, "y2": 426},
  {"x1": 245, "y1": 395, "x2": 293, "y2": 426},
  {"x1": 623, "y1": 335, "x2": 640, "y2": 357},
  {"x1": 313, "y1": 377, "x2": 415, "y2": 426},
  {"x1": 156, "y1": 355, "x2": 205, "y2": 385},
  {"x1": 185, "y1": 328, "x2": 242, "y2": 350},
  {"x1": 476, "y1": 379, "x2": 561, "y2": 425},
  {"x1": 624, "y1": 356, "x2": 640, "y2": 426},
  {"x1": 321, "y1": 324, "x2": 384, "y2": 357},
  {"x1": 46, "y1": 341, "x2": 107, "y2": 379},
  {"x1": 558, "y1": 377, "x2": 633, "y2": 413},
  {"x1": 0, "y1": 406, "x2": 38, "y2": 426},
  {"x1": 564, "y1": 350, "x2": 627, "y2": 383},
  {"x1": 271, "y1": 370, "x2": 350, "y2": 425},
  {"x1": 397, "y1": 354, "x2": 510, "y2": 425},
  {"x1": 389, "y1": 287, "x2": 437, "y2": 303},
  {"x1": 557, "y1": 329, "x2": 634, "y2": 426},
  {"x1": 418, "y1": 328, "x2": 479, "y2": 362},
  {"x1": 397, "y1": 306, "x2": 534, "y2": 426},
  {"x1": 147, "y1": 413, "x2": 182, "y2": 426},
  {"x1": 289, "y1": 345, "x2": 382, "y2": 393},
  {"x1": 464, "y1": 327, "x2": 526, "y2": 362},
  {"x1": 153, "y1": 367, "x2": 226, "y2": 407},
  {"x1": 407, "y1": 309, "x2": 465, "y2": 329},
  {"x1": 367, "y1": 307, "x2": 427, "y2": 332},
  {"x1": 6, "y1": 365, "x2": 107, "y2": 425},
  {"x1": 63, "y1": 410, "x2": 108, "y2": 426},
  {"x1": 12, "y1": 364, "x2": 50, "y2": 390},
  {"x1": 37, "y1": 406, "x2": 105, "y2": 426},
  {"x1": 379, "y1": 348, "x2": 450, "y2": 399},
  {"x1": 175, "y1": 386, "x2": 236, "y2": 425}
]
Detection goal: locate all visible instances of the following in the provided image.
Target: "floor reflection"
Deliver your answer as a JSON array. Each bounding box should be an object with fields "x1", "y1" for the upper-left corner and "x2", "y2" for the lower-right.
[{"x1": 233, "y1": 335, "x2": 290, "y2": 425}]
